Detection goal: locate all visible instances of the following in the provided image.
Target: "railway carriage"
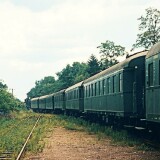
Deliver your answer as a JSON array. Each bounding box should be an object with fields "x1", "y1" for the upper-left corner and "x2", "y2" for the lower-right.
[
  {"x1": 45, "y1": 93, "x2": 55, "y2": 111},
  {"x1": 54, "y1": 89, "x2": 66, "y2": 112},
  {"x1": 39, "y1": 95, "x2": 48, "y2": 111},
  {"x1": 146, "y1": 42, "x2": 160, "y2": 126},
  {"x1": 83, "y1": 51, "x2": 147, "y2": 124},
  {"x1": 65, "y1": 81, "x2": 84, "y2": 115},
  {"x1": 31, "y1": 97, "x2": 39, "y2": 111}
]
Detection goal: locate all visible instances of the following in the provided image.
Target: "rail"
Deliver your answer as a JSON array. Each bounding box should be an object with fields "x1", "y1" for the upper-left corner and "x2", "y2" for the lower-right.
[
  {"x1": 0, "y1": 115, "x2": 41, "y2": 160},
  {"x1": 16, "y1": 116, "x2": 41, "y2": 160}
]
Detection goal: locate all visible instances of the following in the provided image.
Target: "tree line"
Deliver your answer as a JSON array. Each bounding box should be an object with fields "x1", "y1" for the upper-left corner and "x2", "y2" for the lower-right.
[{"x1": 27, "y1": 7, "x2": 160, "y2": 99}]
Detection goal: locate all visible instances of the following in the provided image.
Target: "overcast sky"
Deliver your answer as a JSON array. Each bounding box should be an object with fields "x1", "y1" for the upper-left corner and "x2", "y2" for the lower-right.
[{"x1": 0, "y1": 0, "x2": 159, "y2": 101}]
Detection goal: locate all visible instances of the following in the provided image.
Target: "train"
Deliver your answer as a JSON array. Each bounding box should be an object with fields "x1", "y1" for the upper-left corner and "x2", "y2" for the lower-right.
[{"x1": 29, "y1": 42, "x2": 160, "y2": 131}]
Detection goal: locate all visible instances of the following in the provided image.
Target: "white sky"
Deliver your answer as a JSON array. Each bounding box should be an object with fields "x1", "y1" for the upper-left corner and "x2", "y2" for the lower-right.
[{"x1": 0, "y1": 0, "x2": 159, "y2": 101}]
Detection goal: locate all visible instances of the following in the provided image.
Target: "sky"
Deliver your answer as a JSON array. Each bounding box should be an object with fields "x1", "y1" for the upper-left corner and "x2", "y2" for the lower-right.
[{"x1": 0, "y1": 0, "x2": 159, "y2": 101}]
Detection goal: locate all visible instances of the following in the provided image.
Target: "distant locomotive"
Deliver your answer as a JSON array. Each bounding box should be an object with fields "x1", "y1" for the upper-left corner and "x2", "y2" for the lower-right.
[{"x1": 30, "y1": 42, "x2": 160, "y2": 131}]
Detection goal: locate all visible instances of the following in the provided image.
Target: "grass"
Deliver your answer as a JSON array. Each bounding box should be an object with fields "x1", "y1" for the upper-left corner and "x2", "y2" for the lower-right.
[
  {"x1": 0, "y1": 111, "x2": 154, "y2": 159},
  {"x1": 0, "y1": 111, "x2": 41, "y2": 159},
  {"x1": 57, "y1": 115, "x2": 153, "y2": 151}
]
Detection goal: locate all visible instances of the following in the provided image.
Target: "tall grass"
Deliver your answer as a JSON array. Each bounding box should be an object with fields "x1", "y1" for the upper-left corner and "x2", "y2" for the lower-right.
[
  {"x1": 0, "y1": 112, "x2": 152, "y2": 159},
  {"x1": 57, "y1": 115, "x2": 152, "y2": 150}
]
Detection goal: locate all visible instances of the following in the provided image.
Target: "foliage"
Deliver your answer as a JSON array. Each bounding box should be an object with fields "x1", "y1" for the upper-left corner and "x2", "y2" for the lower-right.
[
  {"x1": 97, "y1": 40, "x2": 126, "y2": 69},
  {"x1": 0, "y1": 88, "x2": 24, "y2": 113},
  {"x1": 27, "y1": 63, "x2": 89, "y2": 98},
  {"x1": 86, "y1": 54, "x2": 101, "y2": 76},
  {"x1": 133, "y1": 7, "x2": 160, "y2": 49},
  {"x1": 56, "y1": 62, "x2": 89, "y2": 89},
  {"x1": 0, "y1": 81, "x2": 7, "y2": 89},
  {"x1": 27, "y1": 76, "x2": 56, "y2": 98}
]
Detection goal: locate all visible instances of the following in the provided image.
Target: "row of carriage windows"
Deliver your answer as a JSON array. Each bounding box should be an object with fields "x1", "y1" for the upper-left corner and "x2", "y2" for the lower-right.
[
  {"x1": 66, "y1": 89, "x2": 83, "y2": 100},
  {"x1": 54, "y1": 95, "x2": 64, "y2": 101},
  {"x1": 66, "y1": 90, "x2": 79, "y2": 100},
  {"x1": 85, "y1": 73, "x2": 123, "y2": 97}
]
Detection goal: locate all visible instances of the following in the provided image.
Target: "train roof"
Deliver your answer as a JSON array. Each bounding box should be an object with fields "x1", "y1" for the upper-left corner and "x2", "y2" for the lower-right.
[
  {"x1": 146, "y1": 42, "x2": 160, "y2": 58},
  {"x1": 39, "y1": 95, "x2": 50, "y2": 100},
  {"x1": 31, "y1": 97, "x2": 39, "y2": 101},
  {"x1": 39, "y1": 93, "x2": 55, "y2": 99},
  {"x1": 65, "y1": 81, "x2": 84, "y2": 92},
  {"x1": 46, "y1": 93, "x2": 55, "y2": 97},
  {"x1": 54, "y1": 89, "x2": 65, "y2": 95},
  {"x1": 84, "y1": 50, "x2": 147, "y2": 84}
]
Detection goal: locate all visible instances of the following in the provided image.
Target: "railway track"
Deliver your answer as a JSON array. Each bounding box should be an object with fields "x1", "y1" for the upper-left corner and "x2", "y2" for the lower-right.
[{"x1": 0, "y1": 116, "x2": 41, "y2": 160}]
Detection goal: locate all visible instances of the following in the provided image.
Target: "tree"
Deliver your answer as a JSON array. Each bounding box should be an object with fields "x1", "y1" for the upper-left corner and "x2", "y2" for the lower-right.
[
  {"x1": 0, "y1": 81, "x2": 7, "y2": 89},
  {"x1": 87, "y1": 54, "x2": 101, "y2": 76},
  {"x1": 97, "y1": 40, "x2": 126, "y2": 69},
  {"x1": 0, "y1": 84, "x2": 24, "y2": 113},
  {"x1": 132, "y1": 7, "x2": 160, "y2": 49},
  {"x1": 27, "y1": 76, "x2": 56, "y2": 98},
  {"x1": 56, "y1": 62, "x2": 88, "y2": 89}
]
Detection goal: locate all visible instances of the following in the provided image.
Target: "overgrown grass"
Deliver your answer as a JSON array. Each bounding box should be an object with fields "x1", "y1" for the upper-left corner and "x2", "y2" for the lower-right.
[
  {"x1": 0, "y1": 112, "x2": 154, "y2": 159},
  {"x1": 0, "y1": 111, "x2": 41, "y2": 159},
  {"x1": 56, "y1": 115, "x2": 153, "y2": 151}
]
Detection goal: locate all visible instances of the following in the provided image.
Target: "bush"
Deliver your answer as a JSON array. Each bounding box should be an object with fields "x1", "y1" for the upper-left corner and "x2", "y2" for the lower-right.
[{"x1": 0, "y1": 89, "x2": 24, "y2": 114}]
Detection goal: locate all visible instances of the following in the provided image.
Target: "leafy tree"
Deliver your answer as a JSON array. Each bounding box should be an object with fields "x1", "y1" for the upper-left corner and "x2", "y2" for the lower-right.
[
  {"x1": 133, "y1": 7, "x2": 160, "y2": 49},
  {"x1": 87, "y1": 54, "x2": 101, "y2": 76},
  {"x1": 27, "y1": 63, "x2": 89, "y2": 98},
  {"x1": 0, "y1": 85, "x2": 24, "y2": 113},
  {"x1": 56, "y1": 62, "x2": 88, "y2": 89},
  {"x1": 97, "y1": 40, "x2": 126, "y2": 69},
  {"x1": 27, "y1": 76, "x2": 56, "y2": 98},
  {"x1": 0, "y1": 81, "x2": 7, "y2": 89}
]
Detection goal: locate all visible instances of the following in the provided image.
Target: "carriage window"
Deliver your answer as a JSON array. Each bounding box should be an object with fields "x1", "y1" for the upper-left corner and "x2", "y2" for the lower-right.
[
  {"x1": 79, "y1": 88, "x2": 82, "y2": 98},
  {"x1": 74, "y1": 90, "x2": 76, "y2": 99},
  {"x1": 113, "y1": 76, "x2": 116, "y2": 93},
  {"x1": 91, "y1": 84, "x2": 93, "y2": 96},
  {"x1": 67, "y1": 93, "x2": 68, "y2": 100},
  {"x1": 88, "y1": 85, "x2": 90, "y2": 97},
  {"x1": 148, "y1": 63, "x2": 153, "y2": 86},
  {"x1": 119, "y1": 73, "x2": 122, "y2": 92},
  {"x1": 77, "y1": 89, "x2": 79, "y2": 98},
  {"x1": 85, "y1": 86, "x2": 87, "y2": 97},
  {"x1": 86, "y1": 86, "x2": 88, "y2": 97},
  {"x1": 98, "y1": 81, "x2": 101, "y2": 95},
  {"x1": 95, "y1": 82, "x2": 97, "y2": 96},
  {"x1": 107, "y1": 78, "x2": 110, "y2": 93},
  {"x1": 76, "y1": 90, "x2": 77, "y2": 99},
  {"x1": 102, "y1": 79, "x2": 105, "y2": 95}
]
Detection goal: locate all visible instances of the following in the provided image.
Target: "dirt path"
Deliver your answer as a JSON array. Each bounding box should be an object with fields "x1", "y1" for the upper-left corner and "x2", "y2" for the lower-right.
[{"x1": 25, "y1": 127, "x2": 160, "y2": 160}]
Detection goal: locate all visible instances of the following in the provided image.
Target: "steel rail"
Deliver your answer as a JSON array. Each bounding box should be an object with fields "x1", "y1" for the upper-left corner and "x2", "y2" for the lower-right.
[{"x1": 16, "y1": 116, "x2": 41, "y2": 160}]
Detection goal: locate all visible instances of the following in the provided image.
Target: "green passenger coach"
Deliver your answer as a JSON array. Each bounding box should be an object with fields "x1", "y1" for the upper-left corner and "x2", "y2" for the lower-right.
[
  {"x1": 65, "y1": 81, "x2": 84, "y2": 115},
  {"x1": 83, "y1": 51, "x2": 147, "y2": 123},
  {"x1": 39, "y1": 95, "x2": 48, "y2": 110},
  {"x1": 31, "y1": 97, "x2": 39, "y2": 110},
  {"x1": 146, "y1": 42, "x2": 160, "y2": 124},
  {"x1": 45, "y1": 94, "x2": 54, "y2": 110},
  {"x1": 54, "y1": 89, "x2": 66, "y2": 112}
]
